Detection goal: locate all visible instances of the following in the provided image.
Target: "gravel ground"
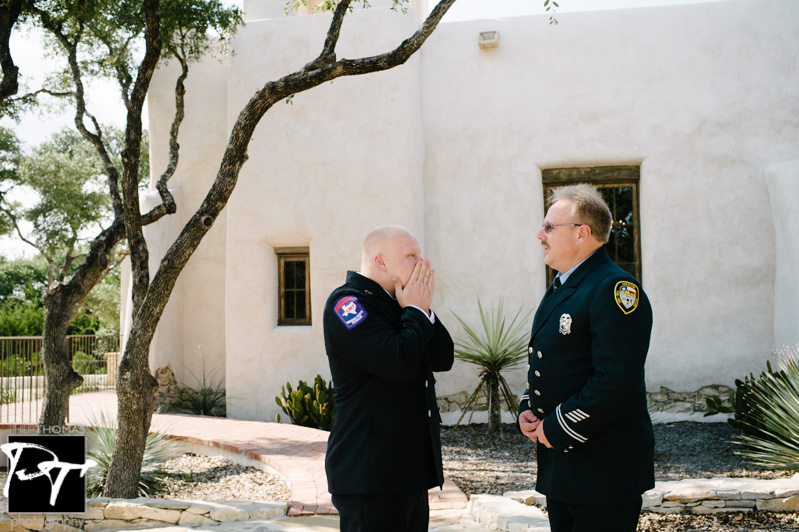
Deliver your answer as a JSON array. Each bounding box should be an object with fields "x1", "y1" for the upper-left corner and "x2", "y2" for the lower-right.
[
  {"x1": 440, "y1": 422, "x2": 799, "y2": 531},
  {"x1": 2, "y1": 422, "x2": 797, "y2": 530}
]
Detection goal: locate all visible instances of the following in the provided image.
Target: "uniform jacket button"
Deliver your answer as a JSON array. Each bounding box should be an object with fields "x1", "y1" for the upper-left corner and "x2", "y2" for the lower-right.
[
  {"x1": 535, "y1": 370, "x2": 541, "y2": 377},
  {"x1": 537, "y1": 351, "x2": 543, "y2": 359},
  {"x1": 528, "y1": 400, "x2": 532, "y2": 408},
  {"x1": 537, "y1": 408, "x2": 544, "y2": 414},
  {"x1": 526, "y1": 382, "x2": 530, "y2": 389},
  {"x1": 428, "y1": 410, "x2": 432, "y2": 417},
  {"x1": 528, "y1": 347, "x2": 534, "y2": 354},
  {"x1": 425, "y1": 380, "x2": 429, "y2": 388},
  {"x1": 534, "y1": 390, "x2": 541, "y2": 396}
]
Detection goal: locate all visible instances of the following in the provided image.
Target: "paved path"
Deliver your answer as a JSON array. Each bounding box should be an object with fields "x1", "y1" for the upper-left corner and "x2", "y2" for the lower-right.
[{"x1": 0, "y1": 391, "x2": 468, "y2": 518}]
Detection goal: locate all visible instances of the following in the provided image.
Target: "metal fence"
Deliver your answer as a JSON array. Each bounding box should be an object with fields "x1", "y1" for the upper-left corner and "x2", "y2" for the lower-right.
[{"x1": 0, "y1": 334, "x2": 122, "y2": 423}]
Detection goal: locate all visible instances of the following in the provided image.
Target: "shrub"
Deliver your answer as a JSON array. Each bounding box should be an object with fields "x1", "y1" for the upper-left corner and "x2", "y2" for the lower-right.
[
  {"x1": 736, "y1": 346, "x2": 799, "y2": 471},
  {"x1": 72, "y1": 351, "x2": 104, "y2": 375},
  {"x1": 451, "y1": 298, "x2": 532, "y2": 433},
  {"x1": 275, "y1": 374, "x2": 335, "y2": 431},
  {"x1": 180, "y1": 367, "x2": 226, "y2": 416},
  {"x1": 83, "y1": 411, "x2": 179, "y2": 497},
  {"x1": 705, "y1": 361, "x2": 787, "y2": 439}
]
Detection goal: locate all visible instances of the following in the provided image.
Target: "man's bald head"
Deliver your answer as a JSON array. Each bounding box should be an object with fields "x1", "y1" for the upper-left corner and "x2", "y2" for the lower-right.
[{"x1": 360, "y1": 225, "x2": 422, "y2": 295}]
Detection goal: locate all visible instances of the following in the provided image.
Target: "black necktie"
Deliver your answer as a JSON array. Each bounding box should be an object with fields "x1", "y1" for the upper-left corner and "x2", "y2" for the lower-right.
[{"x1": 554, "y1": 276, "x2": 562, "y2": 290}]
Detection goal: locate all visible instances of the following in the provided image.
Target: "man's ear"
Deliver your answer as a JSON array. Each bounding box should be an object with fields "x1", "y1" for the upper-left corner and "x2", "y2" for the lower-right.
[
  {"x1": 577, "y1": 224, "x2": 593, "y2": 244},
  {"x1": 375, "y1": 253, "x2": 388, "y2": 272}
]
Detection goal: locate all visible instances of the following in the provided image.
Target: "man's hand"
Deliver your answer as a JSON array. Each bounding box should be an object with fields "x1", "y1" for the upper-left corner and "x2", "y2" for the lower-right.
[
  {"x1": 531, "y1": 423, "x2": 552, "y2": 448},
  {"x1": 519, "y1": 409, "x2": 541, "y2": 443},
  {"x1": 394, "y1": 258, "x2": 434, "y2": 313}
]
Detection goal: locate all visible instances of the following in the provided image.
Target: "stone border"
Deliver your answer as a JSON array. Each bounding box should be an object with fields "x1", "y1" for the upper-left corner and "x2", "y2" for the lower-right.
[
  {"x1": 470, "y1": 474, "x2": 799, "y2": 532},
  {"x1": 1, "y1": 498, "x2": 288, "y2": 532}
]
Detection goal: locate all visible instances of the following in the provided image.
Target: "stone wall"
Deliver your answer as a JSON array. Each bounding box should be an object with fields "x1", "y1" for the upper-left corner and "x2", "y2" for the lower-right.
[
  {"x1": 437, "y1": 385, "x2": 735, "y2": 418},
  {"x1": 0, "y1": 498, "x2": 287, "y2": 532}
]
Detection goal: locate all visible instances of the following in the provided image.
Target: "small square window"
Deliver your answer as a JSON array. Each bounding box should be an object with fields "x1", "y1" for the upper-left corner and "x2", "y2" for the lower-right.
[{"x1": 276, "y1": 248, "x2": 311, "y2": 326}]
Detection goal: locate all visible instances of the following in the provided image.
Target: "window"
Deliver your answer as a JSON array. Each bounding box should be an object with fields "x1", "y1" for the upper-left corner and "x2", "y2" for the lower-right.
[
  {"x1": 542, "y1": 165, "x2": 642, "y2": 285},
  {"x1": 276, "y1": 248, "x2": 311, "y2": 326}
]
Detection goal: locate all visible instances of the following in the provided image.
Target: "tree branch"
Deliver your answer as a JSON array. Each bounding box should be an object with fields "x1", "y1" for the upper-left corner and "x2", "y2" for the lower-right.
[
  {"x1": 121, "y1": 0, "x2": 163, "y2": 321},
  {"x1": 304, "y1": 0, "x2": 352, "y2": 71},
  {"x1": 153, "y1": 49, "x2": 189, "y2": 216}
]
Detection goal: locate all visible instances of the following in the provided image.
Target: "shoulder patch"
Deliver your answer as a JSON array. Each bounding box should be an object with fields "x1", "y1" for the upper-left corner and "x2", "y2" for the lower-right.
[
  {"x1": 334, "y1": 295, "x2": 369, "y2": 329},
  {"x1": 614, "y1": 281, "x2": 639, "y2": 315}
]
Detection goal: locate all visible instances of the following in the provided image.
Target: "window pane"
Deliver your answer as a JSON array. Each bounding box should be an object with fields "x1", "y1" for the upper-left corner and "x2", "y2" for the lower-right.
[
  {"x1": 599, "y1": 186, "x2": 636, "y2": 277},
  {"x1": 295, "y1": 260, "x2": 306, "y2": 289},
  {"x1": 284, "y1": 261, "x2": 295, "y2": 290},
  {"x1": 296, "y1": 292, "x2": 306, "y2": 319},
  {"x1": 285, "y1": 291, "x2": 295, "y2": 319}
]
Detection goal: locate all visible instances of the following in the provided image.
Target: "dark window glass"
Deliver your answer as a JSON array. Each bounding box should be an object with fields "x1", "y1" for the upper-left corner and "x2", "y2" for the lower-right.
[{"x1": 277, "y1": 252, "x2": 311, "y2": 325}]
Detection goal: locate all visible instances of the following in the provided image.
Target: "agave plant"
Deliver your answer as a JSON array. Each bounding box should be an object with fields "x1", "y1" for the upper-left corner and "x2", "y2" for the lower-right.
[
  {"x1": 737, "y1": 345, "x2": 799, "y2": 471},
  {"x1": 82, "y1": 411, "x2": 180, "y2": 497},
  {"x1": 451, "y1": 298, "x2": 532, "y2": 433}
]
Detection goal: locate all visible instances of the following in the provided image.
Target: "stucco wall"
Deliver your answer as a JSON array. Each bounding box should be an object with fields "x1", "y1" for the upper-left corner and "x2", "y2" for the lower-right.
[
  {"x1": 766, "y1": 161, "x2": 799, "y2": 350},
  {"x1": 222, "y1": 7, "x2": 426, "y2": 420},
  {"x1": 421, "y1": 0, "x2": 799, "y2": 399},
  {"x1": 141, "y1": 0, "x2": 799, "y2": 423}
]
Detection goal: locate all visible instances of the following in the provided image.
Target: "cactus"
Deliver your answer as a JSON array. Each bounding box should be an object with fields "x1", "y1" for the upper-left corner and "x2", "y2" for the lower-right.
[{"x1": 275, "y1": 374, "x2": 336, "y2": 431}]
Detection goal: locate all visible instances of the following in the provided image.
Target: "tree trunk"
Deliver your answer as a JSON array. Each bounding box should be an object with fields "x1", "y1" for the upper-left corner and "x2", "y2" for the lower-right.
[
  {"x1": 102, "y1": 326, "x2": 159, "y2": 498},
  {"x1": 487, "y1": 374, "x2": 500, "y2": 433},
  {"x1": 38, "y1": 289, "x2": 83, "y2": 430}
]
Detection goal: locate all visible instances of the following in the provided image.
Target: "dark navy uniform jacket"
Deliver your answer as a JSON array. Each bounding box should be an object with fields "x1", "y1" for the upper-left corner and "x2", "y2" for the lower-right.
[
  {"x1": 518, "y1": 248, "x2": 654, "y2": 505},
  {"x1": 323, "y1": 271, "x2": 454, "y2": 495}
]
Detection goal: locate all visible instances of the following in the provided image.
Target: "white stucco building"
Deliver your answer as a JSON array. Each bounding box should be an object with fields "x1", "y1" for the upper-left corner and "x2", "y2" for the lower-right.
[{"x1": 123, "y1": 0, "x2": 799, "y2": 423}]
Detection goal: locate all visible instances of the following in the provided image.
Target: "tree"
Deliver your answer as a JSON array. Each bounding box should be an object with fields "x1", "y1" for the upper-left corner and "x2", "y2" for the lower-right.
[
  {"x1": 0, "y1": 0, "x2": 242, "y2": 434},
  {"x1": 2, "y1": 0, "x2": 459, "y2": 496}
]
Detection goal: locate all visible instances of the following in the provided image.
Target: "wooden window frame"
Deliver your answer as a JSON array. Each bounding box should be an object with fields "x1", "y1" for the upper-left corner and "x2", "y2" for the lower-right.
[
  {"x1": 542, "y1": 166, "x2": 642, "y2": 285},
  {"x1": 276, "y1": 247, "x2": 311, "y2": 326}
]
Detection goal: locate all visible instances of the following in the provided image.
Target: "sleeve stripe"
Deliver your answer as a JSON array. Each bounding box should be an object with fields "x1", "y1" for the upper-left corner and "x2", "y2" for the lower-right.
[{"x1": 556, "y1": 404, "x2": 588, "y2": 443}]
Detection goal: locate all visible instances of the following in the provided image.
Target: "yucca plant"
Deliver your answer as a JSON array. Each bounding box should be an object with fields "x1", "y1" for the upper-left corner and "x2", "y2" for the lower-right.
[
  {"x1": 737, "y1": 345, "x2": 799, "y2": 471},
  {"x1": 82, "y1": 411, "x2": 179, "y2": 497},
  {"x1": 180, "y1": 363, "x2": 226, "y2": 416},
  {"x1": 451, "y1": 298, "x2": 532, "y2": 433}
]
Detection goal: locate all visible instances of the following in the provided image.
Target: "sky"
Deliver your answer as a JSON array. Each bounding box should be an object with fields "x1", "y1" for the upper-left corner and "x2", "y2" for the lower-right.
[{"x1": 0, "y1": 0, "x2": 727, "y2": 257}]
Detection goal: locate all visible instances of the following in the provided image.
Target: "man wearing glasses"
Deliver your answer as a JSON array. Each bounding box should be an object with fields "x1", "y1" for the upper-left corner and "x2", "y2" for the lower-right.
[{"x1": 518, "y1": 184, "x2": 654, "y2": 532}]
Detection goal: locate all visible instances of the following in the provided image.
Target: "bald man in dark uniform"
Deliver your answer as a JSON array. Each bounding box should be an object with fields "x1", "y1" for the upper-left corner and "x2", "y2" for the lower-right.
[
  {"x1": 519, "y1": 185, "x2": 654, "y2": 532},
  {"x1": 323, "y1": 225, "x2": 454, "y2": 532}
]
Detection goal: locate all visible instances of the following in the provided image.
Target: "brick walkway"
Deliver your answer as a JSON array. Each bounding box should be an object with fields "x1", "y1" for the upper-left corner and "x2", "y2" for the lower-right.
[{"x1": 0, "y1": 391, "x2": 467, "y2": 517}]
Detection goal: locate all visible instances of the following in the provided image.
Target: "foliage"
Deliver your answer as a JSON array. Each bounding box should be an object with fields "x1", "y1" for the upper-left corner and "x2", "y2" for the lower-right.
[
  {"x1": 83, "y1": 411, "x2": 179, "y2": 497},
  {"x1": 0, "y1": 255, "x2": 48, "y2": 304},
  {"x1": 285, "y1": 0, "x2": 410, "y2": 15},
  {"x1": 451, "y1": 299, "x2": 532, "y2": 432},
  {"x1": 0, "y1": 256, "x2": 120, "y2": 335},
  {"x1": 275, "y1": 374, "x2": 336, "y2": 431},
  {"x1": 0, "y1": 352, "x2": 43, "y2": 377},
  {"x1": 71, "y1": 351, "x2": 104, "y2": 375},
  {"x1": 705, "y1": 361, "x2": 786, "y2": 438},
  {"x1": 180, "y1": 366, "x2": 226, "y2": 416},
  {"x1": 734, "y1": 345, "x2": 799, "y2": 471},
  {"x1": 0, "y1": 300, "x2": 44, "y2": 336}
]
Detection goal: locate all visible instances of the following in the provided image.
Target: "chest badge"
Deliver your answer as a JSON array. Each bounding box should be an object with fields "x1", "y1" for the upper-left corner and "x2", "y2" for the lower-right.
[{"x1": 559, "y1": 313, "x2": 572, "y2": 335}]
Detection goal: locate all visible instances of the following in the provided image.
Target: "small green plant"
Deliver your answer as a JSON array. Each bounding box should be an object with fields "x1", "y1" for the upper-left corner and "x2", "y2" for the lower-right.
[
  {"x1": 451, "y1": 298, "x2": 532, "y2": 433},
  {"x1": 83, "y1": 411, "x2": 179, "y2": 497},
  {"x1": 180, "y1": 366, "x2": 226, "y2": 416},
  {"x1": 275, "y1": 374, "x2": 335, "y2": 431}
]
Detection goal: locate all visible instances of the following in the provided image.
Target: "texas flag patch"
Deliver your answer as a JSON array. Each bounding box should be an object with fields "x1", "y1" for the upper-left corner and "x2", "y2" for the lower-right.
[{"x1": 334, "y1": 296, "x2": 368, "y2": 329}]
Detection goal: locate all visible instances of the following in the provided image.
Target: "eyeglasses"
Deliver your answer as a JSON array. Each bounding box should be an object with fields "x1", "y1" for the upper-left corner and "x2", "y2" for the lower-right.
[{"x1": 542, "y1": 222, "x2": 584, "y2": 233}]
